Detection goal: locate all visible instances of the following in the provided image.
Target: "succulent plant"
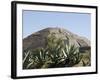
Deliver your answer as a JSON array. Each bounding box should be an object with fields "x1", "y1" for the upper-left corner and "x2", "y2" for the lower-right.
[{"x1": 23, "y1": 35, "x2": 84, "y2": 69}]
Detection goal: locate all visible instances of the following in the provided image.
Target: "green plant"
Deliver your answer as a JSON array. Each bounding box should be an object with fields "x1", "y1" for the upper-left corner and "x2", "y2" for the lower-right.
[
  {"x1": 23, "y1": 51, "x2": 31, "y2": 69},
  {"x1": 26, "y1": 48, "x2": 52, "y2": 69},
  {"x1": 61, "y1": 44, "x2": 82, "y2": 67},
  {"x1": 23, "y1": 35, "x2": 83, "y2": 69},
  {"x1": 60, "y1": 37, "x2": 83, "y2": 67},
  {"x1": 45, "y1": 35, "x2": 65, "y2": 67}
]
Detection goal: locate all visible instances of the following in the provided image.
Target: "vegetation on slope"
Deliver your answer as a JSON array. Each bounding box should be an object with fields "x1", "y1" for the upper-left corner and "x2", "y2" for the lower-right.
[{"x1": 23, "y1": 35, "x2": 90, "y2": 69}]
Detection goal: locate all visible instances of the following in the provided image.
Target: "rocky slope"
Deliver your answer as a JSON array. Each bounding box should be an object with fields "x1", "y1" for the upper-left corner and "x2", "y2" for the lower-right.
[{"x1": 23, "y1": 27, "x2": 90, "y2": 51}]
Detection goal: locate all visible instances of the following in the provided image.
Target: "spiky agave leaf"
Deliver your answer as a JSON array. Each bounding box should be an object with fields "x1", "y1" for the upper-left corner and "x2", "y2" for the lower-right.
[{"x1": 23, "y1": 35, "x2": 83, "y2": 69}]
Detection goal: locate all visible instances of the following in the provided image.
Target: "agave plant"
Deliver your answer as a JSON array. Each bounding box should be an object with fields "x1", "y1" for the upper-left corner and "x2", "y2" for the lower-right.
[
  {"x1": 26, "y1": 48, "x2": 51, "y2": 69},
  {"x1": 44, "y1": 35, "x2": 64, "y2": 67},
  {"x1": 23, "y1": 50, "x2": 31, "y2": 69},
  {"x1": 23, "y1": 35, "x2": 83, "y2": 69},
  {"x1": 60, "y1": 37, "x2": 83, "y2": 67}
]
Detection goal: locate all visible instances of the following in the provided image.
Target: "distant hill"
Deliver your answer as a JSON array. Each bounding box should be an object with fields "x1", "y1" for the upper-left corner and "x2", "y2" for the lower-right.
[{"x1": 23, "y1": 27, "x2": 90, "y2": 52}]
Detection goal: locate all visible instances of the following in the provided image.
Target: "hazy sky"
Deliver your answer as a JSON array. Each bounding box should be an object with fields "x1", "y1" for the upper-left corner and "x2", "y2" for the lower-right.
[{"x1": 23, "y1": 10, "x2": 91, "y2": 40}]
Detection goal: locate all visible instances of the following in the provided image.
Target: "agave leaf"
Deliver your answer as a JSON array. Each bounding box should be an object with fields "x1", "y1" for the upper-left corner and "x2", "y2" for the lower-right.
[{"x1": 23, "y1": 51, "x2": 30, "y2": 65}]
